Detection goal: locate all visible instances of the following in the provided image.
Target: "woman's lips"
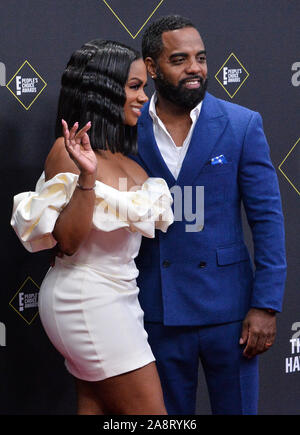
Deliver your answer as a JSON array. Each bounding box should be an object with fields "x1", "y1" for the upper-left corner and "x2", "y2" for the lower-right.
[{"x1": 131, "y1": 106, "x2": 142, "y2": 116}]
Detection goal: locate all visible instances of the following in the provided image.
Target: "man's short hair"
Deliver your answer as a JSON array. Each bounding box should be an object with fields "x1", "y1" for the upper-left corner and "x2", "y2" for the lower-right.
[{"x1": 142, "y1": 15, "x2": 195, "y2": 61}]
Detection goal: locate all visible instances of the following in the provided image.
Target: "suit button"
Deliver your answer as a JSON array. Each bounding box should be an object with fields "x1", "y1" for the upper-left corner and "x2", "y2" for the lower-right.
[
  {"x1": 198, "y1": 261, "x2": 206, "y2": 268},
  {"x1": 162, "y1": 260, "x2": 171, "y2": 268}
]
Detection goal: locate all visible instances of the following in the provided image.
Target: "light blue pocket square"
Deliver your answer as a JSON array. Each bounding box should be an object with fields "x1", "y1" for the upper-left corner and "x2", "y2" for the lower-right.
[{"x1": 210, "y1": 154, "x2": 228, "y2": 165}]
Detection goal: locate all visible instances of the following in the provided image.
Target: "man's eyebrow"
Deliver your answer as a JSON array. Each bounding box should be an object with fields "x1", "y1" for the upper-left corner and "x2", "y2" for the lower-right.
[
  {"x1": 169, "y1": 50, "x2": 206, "y2": 59},
  {"x1": 169, "y1": 52, "x2": 187, "y2": 60}
]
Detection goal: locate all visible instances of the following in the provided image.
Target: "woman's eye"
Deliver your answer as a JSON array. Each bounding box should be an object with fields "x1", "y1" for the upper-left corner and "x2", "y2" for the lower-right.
[{"x1": 131, "y1": 85, "x2": 139, "y2": 90}]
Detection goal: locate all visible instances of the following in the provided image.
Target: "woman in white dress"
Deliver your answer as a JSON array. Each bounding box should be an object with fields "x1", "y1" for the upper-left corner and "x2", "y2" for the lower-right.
[{"x1": 11, "y1": 40, "x2": 173, "y2": 415}]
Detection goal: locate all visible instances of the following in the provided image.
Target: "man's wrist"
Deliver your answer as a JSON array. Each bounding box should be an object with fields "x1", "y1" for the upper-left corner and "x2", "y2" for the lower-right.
[{"x1": 261, "y1": 308, "x2": 276, "y2": 314}]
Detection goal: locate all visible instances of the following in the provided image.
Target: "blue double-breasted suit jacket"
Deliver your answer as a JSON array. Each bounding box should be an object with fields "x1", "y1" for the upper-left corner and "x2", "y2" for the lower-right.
[{"x1": 131, "y1": 92, "x2": 286, "y2": 327}]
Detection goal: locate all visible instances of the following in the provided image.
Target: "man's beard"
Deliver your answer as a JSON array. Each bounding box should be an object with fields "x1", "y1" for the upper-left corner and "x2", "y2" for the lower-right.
[{"x1": 155, "y1": 69, "x2": 208, "y2": 110}]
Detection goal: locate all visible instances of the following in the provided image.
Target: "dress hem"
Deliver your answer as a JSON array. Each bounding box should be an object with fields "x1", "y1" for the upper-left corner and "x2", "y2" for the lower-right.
[{"x1": 64, "y1": 351, "x2": 156, "y2": 382}]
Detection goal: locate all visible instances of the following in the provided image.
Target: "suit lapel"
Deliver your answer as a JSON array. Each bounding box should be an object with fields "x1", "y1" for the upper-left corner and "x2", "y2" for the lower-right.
[
  {"x1": 177, "y1": 93, "x2": 228, "y2": 186},
  {"x1": 138, "y1": 104, "x2": 176, "y2": 188}
]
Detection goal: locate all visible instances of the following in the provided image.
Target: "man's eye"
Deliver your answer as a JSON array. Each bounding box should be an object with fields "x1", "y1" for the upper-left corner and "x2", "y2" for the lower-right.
[
  {"x1": 172, "y1": 57, "x2": 185, "y2": 64},
  {"x1": 198, "y1": 56, "x2": 207, "y2": 63}
]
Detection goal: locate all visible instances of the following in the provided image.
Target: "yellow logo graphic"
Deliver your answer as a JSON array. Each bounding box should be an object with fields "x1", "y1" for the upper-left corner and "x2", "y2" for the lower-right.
[
  {"x1": 278, "y1": 138, "x2": 300, "y2": 196},
  {"x1": 102, "y1": 0, "x2": 165, "y2": 39},
  {"x1": 215, "y1": 53, "x2": 249, "y2": 99},
  {"x1": 6, "y1": 60, "x2": 47, "y2": 110},
  {"x1": 9, "y1": 276, "x2": 40, "y2": 325}
]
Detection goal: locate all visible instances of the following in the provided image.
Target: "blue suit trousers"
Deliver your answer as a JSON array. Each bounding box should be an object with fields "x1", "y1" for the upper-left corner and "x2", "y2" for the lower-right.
[{"x1": 145, "y1": 320, "x2": 259, "y2": 415}]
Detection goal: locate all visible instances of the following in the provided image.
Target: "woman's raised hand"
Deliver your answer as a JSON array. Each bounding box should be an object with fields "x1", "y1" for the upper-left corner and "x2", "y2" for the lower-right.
[{"x1": 62, "y1": 119, "x2": 98, "y2": 177}]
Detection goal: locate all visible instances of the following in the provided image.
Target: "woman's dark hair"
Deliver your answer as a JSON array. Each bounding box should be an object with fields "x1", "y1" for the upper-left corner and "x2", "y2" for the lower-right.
[
  {"x1": 142, "y1": 15, "x2": 195, "y2": 61},
  {"x1": 55, "y1": 39, "x2": 141, "y2": 154}
]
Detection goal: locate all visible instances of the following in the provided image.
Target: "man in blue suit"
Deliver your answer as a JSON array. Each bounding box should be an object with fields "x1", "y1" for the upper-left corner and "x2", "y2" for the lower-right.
[{"x1": 132, "y1": 15, "x2": 286, "y2": 414}]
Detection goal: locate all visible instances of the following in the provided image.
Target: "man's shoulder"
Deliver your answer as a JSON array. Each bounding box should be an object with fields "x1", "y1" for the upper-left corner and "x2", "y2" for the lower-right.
[{"x1": 205, "y1": 92, "x2": 257, "y2": 119}]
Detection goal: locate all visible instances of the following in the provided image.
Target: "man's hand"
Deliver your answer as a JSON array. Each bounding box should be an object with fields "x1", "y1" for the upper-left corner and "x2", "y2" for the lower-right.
[
  {"x1": 50, "y1": 245, "x2": 64, "y2": 267},
  {"x1": 239, "y1": 308, "x2": 276, "y2": 358}
]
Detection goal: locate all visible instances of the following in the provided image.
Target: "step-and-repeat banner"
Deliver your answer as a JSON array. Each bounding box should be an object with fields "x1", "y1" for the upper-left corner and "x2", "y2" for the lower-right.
[{"x1": 0, "y1": 0, "x2": 299, "y2": 415}]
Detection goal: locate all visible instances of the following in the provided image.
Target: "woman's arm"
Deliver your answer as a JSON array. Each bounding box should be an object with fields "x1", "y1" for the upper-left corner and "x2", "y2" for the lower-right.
[{"x1": 45, "y1": 121, "x2": 98, "y2": 256}]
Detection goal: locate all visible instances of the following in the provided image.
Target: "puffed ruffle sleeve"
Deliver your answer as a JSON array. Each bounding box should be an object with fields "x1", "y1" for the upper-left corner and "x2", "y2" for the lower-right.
[{"x1": 11, "y1": 172, "x2": 174, "y2": 252}]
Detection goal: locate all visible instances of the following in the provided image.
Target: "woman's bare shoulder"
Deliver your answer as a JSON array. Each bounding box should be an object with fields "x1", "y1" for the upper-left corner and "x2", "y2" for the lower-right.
[{"x1": 44, "y1": 137, "x2": 79, "y2": 180}]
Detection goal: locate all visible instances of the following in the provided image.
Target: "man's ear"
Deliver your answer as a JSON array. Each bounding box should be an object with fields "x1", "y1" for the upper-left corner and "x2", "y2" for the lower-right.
[{"x1": 144, "y1": 57, "x2": 157, "y2": 79}]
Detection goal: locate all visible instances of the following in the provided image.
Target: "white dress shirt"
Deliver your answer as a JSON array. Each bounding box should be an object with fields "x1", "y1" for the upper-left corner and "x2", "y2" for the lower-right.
[{"x1": 149, "y1": 93, "x2": 203, "y2": 179}]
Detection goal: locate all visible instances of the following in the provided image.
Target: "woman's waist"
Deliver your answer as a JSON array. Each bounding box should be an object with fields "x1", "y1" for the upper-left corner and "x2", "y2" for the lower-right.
[{"x1": 54, "y1": 255, "x2": 139, "y2": 281}]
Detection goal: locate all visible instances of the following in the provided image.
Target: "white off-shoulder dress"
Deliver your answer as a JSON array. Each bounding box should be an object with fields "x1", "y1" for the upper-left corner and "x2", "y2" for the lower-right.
[{"x1": 11, "y1": 172, "x2": 173, "y2": 381}]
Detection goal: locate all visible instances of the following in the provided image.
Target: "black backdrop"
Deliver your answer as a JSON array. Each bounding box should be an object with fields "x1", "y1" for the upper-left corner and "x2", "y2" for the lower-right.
[{"x1": 0, "y1": 0, "x2": 299, "y2": 415}]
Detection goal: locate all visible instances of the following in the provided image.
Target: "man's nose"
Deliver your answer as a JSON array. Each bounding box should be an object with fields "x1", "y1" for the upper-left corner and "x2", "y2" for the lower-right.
[{"x1": 185, "y1": 57, "x2": 202, "y2": 75}]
